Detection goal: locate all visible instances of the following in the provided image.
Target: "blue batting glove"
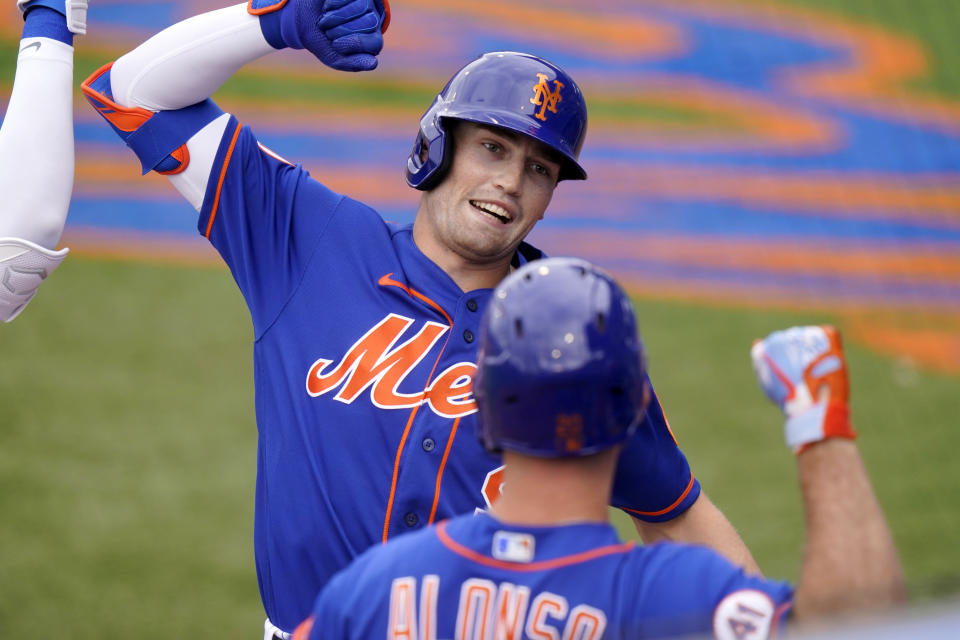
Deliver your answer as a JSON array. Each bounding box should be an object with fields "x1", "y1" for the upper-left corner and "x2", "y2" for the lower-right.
[{"x1": 249, "y1": 0, "x2": 389, "y2": 72}]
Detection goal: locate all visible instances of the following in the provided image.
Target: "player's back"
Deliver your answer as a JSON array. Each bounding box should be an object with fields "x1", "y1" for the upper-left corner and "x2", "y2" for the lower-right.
[{"x1": 306, "y1": 511, "x2": 792, "y2": 639}]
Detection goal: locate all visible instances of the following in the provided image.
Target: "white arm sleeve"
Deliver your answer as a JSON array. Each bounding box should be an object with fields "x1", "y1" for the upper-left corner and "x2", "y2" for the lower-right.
[
  {"x1": 110, "y1": 3, "x2": 274, "y2": 111},
  {"x1": 109, "y1": 2, "x2": 276, "y2": 211},
  {"x1": 170, "y1": 113, "x2": 231, "y2": 212},
  {"x1": 0, "y1": 38, "x2": 75, "y2": 249}
]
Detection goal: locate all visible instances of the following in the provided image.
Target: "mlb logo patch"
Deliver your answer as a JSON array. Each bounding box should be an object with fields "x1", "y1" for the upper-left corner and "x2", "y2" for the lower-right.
[{"x1": 492, "y1": 531, "x2": 535, "y2": 563}]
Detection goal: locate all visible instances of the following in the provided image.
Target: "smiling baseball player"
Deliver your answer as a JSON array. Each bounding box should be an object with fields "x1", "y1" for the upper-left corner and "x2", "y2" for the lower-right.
[
  {"x1": 292, "y1": 259, "x2": 904, "y2": 640},
  {"x1": 82, "y1": 2, "x2": 757, "y2": 637},
  {"x1": 1, "y1": 0, "x2": 88, "y2": 322}
]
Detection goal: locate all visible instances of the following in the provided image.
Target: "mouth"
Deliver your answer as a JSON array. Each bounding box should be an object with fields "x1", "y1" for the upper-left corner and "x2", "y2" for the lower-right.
[{"x1": 470, "y1": 200, "x2": 512, "y2": 224}]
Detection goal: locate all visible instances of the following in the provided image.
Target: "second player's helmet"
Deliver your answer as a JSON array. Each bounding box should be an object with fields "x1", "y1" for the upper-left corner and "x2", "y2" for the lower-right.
[
  {"x1": 474, "y1": 258, "x2": 648, "y2": 458},
  {"x1": 405, "y1": 51, "x2": 588, "y2": 190}
]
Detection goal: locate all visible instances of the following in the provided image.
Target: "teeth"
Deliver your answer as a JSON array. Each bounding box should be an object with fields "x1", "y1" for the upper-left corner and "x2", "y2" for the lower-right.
[{"x1": 471, "y1": 200, "x2": 511, "y2": 222}]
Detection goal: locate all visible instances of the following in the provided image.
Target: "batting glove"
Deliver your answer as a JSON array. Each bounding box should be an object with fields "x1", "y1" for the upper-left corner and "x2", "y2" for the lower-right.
[
  {"x1": 249, "y1": 0, "x2": 389, "y2": 72},
  {"x1": 751, "y1": 325, "x2": 857, "y2": 453}
]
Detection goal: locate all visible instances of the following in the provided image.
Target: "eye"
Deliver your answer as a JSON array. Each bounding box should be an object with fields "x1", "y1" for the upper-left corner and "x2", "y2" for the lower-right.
[
  {"x1": 530, "y1": 161, "x2": 556, "y2": 180},
  {"x1": 483, "y1": 141, "x2": 501, "y2": 153}
]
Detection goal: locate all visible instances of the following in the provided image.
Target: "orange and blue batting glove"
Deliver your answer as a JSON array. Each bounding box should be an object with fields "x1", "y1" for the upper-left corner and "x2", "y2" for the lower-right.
[
  {"x1": 751, "y1": 325, "x2": 857, "y2": 454},
  {"x1": 249, "y1": 0, "x2": 389, "y2": 72}
]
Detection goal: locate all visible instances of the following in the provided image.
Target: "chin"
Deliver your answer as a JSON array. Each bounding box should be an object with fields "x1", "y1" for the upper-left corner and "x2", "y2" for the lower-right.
[{"x1": 463, "y1": 240, "x2": 519, "y2": 264}]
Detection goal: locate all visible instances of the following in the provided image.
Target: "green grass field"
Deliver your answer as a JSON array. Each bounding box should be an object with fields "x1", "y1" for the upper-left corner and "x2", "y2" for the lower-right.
[{"x1": 2, "y1": 257, "x2": 958, "y2": 637}]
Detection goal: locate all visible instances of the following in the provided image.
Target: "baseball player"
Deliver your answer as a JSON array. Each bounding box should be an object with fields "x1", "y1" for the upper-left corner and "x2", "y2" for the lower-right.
[
  {"x1": 292, "y1": 258, "x2": 905, "y2": 640},
  {"x1": 81, "y1": 3, "x2": 757, "y2": 636},
  {"x1": 0, "y1": 0, "x2": 88, "y2": 322}
]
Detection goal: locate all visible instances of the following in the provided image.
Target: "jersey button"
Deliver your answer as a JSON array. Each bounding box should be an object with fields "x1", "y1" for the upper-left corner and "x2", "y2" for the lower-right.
[
  {"x1": 463, "y1": 329, "x2": 475, "y2": 343},
  {"x1": 404, "y1": 512, "x2": 419, "y2": 527},
  {"x1": 422, "y1": 437, "x2": 436, "y2": 452},
  {"x1": 466, "y1": 299, "x2": 478, "y2": 312}
]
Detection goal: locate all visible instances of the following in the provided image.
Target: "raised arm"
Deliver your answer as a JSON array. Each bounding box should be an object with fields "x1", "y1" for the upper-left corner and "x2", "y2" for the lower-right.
[
  {"x1": 619, "y1": 382, "x2": 760, "y2": 573},
  {"x1": 751, "y1": 326, "x2": 905, "y2": 620},
  {"x1": 633, "y1": 493, "x2": 761, "y2": 575},
  {"x1": 110, "y1": 4, "x2": 275, "y2": 113},
  {"x1": 1, "y1": 1, "x2": 88, "y2": 322},
  {"x1": 112, "y1": 0, "x2": 387, "y2": 111},
  {"x1": 82, "y1": 1, "x2": 387, "y2": 210}
]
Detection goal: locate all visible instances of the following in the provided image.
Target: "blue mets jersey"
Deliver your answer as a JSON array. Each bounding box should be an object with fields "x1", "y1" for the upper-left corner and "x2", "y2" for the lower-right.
[
  {"x1": 299, "y1": 511, "x2": 793, "y2": 639},
  {"x1": 192, "y1": 116, "x2": 700, "y2": 631}
]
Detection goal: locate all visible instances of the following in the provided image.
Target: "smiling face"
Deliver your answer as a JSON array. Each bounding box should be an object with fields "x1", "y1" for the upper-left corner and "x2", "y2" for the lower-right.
[{"x1": 412, "y1": 121, "x2": 564, "y2": 288}]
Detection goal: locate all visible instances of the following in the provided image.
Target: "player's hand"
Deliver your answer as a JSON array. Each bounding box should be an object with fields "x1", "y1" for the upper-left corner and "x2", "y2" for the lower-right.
[
  {"x1": 252, "y1": 0, "x2": 389, "y2": 71},
  {"x1": 750, "y1": 325, "x2": 857, "y2": 453}
]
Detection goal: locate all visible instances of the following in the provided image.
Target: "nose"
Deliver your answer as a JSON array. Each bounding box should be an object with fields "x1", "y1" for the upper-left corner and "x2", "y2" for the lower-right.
[{"x1": 494, "y1": 157, "x2": 524, "y2": 196}]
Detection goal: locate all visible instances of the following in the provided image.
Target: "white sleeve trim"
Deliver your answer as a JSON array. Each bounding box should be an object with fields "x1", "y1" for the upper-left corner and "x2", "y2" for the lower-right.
[{"x1": 168, "y1": 114, "x2": 233, "y2": 212}]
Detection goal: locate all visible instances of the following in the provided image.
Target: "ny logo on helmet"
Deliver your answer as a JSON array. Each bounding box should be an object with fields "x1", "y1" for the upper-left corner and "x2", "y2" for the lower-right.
[{"x1": 530, "y1": 73, "x2": 564, "y2": 122}]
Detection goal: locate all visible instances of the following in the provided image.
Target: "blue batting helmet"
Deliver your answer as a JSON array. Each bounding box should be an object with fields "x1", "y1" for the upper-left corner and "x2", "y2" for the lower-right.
[
  {"x1": 474, "y1": 258, "x2": 648, "y2": 457},
  {"x1": 405, "y1": 51, "x2": 588, "y2": 190}
]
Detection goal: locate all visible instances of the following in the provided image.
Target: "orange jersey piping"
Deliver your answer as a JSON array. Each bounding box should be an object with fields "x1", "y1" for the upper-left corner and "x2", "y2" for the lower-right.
[
  {"x1": 427, "y1": 416, "x2": 461, "y2": 525},
  {"x1": 246, "y1": 0, "x2": 288, "y2": 16},
  {"x1": 378, "y1": 273, "x2": 452, "y2": 325},
  {"x1": 291, "y1": 616, "x2": 313, "y2": 640},
  {"x1": 205, "y1": 121, "x2": 243, "y2": 239},
  {"x1": 378, "y1": 274, "x2": 454, "y2": 542},
  {"x1": 436, "y1": 520, "x2": 636, "y2": 572},
  {"x1": 621, "y1": 472, "x2": 696, "y2": 518}
]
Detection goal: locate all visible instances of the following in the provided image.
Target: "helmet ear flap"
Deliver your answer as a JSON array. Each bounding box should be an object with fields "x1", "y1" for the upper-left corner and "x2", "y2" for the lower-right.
[{"x1": 411, "y1": 122, "x2": 456, "y2": 191}]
